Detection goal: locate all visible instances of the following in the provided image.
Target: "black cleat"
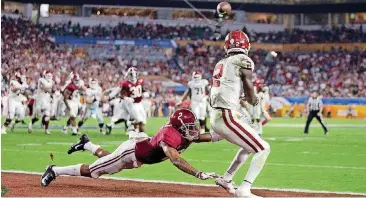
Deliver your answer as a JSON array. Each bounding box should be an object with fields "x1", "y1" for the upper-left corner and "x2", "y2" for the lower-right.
[
  {"x1": 67, "y1": 134, "x2": 90, "y2": 154},
  {"x1": 106, "y1": 125, "x2": 112, "y2": 135},
  {"x1": 41, "y1": 165, "x2": 56, "y2": 187}
]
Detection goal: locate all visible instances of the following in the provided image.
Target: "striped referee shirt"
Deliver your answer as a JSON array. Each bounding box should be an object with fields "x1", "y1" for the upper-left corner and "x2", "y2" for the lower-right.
[{"x1": 308, "y1": 97, "x2": 323, "y2": 111}]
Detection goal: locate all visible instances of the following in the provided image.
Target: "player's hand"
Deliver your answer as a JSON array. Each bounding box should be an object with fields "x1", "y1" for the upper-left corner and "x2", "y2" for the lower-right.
[
  {"x1": 195, "y1": 172, "x2": 220, "y2": 180},
  {"x1": 270, "y1": 51, "x2": 278, "y2": 57},
  {"x1": 317, "y1": 112, "x2": 322, "y2": 117}
]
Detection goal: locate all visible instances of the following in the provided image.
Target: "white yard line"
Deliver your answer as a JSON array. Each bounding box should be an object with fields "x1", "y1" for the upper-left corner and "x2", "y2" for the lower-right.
[
  {"x1": 2, "y1": 170, "x2": 366, "y2": 196},
  {"x1": 2, "y1": 148, "x2": 366, "y2": 170},
  {"x1": 266, "y1": 124, "x2": 366, "y2": 128}
]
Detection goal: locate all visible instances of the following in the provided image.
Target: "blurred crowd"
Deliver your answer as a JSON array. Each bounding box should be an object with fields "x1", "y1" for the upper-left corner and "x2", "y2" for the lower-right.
[
  {"x1": 2, "y1": 16, "x2": 366, "y2": 101},
  {"x1": 38, "y1": 17, "x2": 365, "y2": 43}
]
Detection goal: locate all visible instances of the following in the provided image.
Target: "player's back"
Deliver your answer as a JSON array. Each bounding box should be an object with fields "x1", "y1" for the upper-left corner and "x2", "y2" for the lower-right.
[
  {"x1": 188, "y1": 79, "x2": 208, "y2": 102},
  {"x1": 135, "y1": 125, "x2": 190, "y2": 164},
  {"x1": 210, "y1": 53, "x2": 254, "y2": 110}
]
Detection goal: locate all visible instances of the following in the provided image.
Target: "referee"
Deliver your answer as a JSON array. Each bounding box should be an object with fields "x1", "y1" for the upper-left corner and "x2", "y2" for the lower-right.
[{"x1": 304, "y1": 91, "x2": 328, "y2": 135}]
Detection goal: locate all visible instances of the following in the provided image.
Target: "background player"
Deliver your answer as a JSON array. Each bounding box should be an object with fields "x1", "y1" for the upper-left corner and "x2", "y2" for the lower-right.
[
  {"x1": 2, "y1": 71, "x2": 28, "y2": 134},
  {"x1": 78, "y1": 78, "x2": 105, "y2": 134},
  {"x1": 28, "y1": 70, "x2": 54, "y2": 135},
  {"x1": 62, "y1": 73, "x2": 85, "y2": 135},
  {"x1": 209, "y1": 30, "x2": 272, "y2": 197},
  {"x1": 177, "y1": 71, "x2": 210, "y2": 134},
  {"x1": 40, "y1": 109, "x2": 219, "y2": 187}
]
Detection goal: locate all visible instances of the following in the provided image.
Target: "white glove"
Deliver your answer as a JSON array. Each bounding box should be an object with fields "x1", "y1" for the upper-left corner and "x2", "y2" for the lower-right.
[{"x1": 195, "y1": 172, "x2": 220, "y2": 180}]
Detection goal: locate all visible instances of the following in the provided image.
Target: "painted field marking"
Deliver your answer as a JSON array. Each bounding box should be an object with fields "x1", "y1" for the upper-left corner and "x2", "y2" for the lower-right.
[
  {"x1": 2, "y1": 170, "x2": 366, "y2": 196},
  {"x1": 2, "y1": 148, "x2": 366, "y2": 170},
  {"x1": 266, "y1": 124, "x2": 366, "y2": 128}
]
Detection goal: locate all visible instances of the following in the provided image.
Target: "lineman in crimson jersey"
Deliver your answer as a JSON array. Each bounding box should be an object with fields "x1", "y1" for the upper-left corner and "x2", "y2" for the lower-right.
[
  {"x1": 62, "y1": 73, "x2": 86, "y2": 136},
  {"x1": 106, "y1": 67, "x2": 147, "y2": 138},
  {"x1": 177, "y1": 71, "x2": 210, "y2": 134},
  {"x1": 28, "y1": 70, "x2": 54, "y2": 135},
  {"x1": 209, "y1": 30, "x2": 272, "y2": 197},
  {"x1": 40, "y1": 109, "x2": 219, "y2": 187}
]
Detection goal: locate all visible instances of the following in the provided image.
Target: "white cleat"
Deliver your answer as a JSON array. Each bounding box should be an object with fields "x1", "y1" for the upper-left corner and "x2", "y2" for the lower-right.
[
  {"x1": 1, "y1": 127, "x2": 7, "y2": 134},
  {"x1": 45, "y1": 130, "x2": 51, "y2": 135},
  {"x1": 216, "y1": 177, "x2": 236, "y2": 194},
  {"x1": 235, "y1": 188, "x2": 262, "y2": 198},
  {"x1": 128, "y1": 131, "x2": 138, "y2": 139},
  {"x1": 28, "y1": 123, "x2": 32, "y2": 133},
  {"x1": 62, "y1": 126, "x2": 68, "y2": 134},
  {"x1": 137, "y1": 132, "x2": 149, "y2": 138}
]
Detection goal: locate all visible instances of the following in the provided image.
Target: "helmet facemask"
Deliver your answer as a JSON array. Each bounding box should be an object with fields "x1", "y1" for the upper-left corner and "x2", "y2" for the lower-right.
[{"x1": 178, "y1": 120, "x2": 200, "y2": 141}]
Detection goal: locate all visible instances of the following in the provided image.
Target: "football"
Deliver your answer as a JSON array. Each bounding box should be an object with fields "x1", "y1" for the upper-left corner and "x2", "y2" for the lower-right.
[{"x1": 217, "y1": 1, "x2": 232, "y2": 15}]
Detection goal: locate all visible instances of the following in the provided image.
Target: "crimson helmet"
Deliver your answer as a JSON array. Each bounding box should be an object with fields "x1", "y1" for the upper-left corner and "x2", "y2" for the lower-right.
[
  {"x1": 72, "y1": 73, "x2": 82, "y2": 87},
  {"x1": 169, "y1": 109, "x2": 200, "y2": 141},
  {"x1": 192, "y1": 71, "x2": 202, "y2": 82},
  {"x1": 224, "y1": 30, "x2": 251, "y2": 55},
  {"x1": 126, "y1": 67, "x2": 138, "y2": 83}
]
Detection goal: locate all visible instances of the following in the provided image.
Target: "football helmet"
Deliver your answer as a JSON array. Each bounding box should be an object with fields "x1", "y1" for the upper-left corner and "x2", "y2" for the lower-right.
[
  {"x1": 126, "y1": 67, "x2": 138, "y2": 83},
  {"x1": 15, "y1": 71, "x2": 26, "y2": 83},
  {"x1": 89, "y1": 78, "x2": 98, "y2": 89},
  {"x1": 43, "y1": 70, "x2": 53, "y2": 81},
  {"x1": 169, "y1": 109, "x2": 200, "y2": 141},
  {"x1": 72, "y1": 73, "x2": 81, "y2": 87},
  {"x1": 192, "y1": 71, "x2": 202, "y2": 83},
  {"x1": 224, "y1": 30, "x2": 251, "y2": 55}
]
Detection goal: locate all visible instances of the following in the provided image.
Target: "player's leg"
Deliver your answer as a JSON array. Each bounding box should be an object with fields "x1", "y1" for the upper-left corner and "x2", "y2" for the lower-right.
[
  {"x1": 28, "y1": 101, "x2": 40, "y2": 133},
  {"x1": 77, "y1": 108, "x2": 89, "y2": 131},
  {"x1": 10, "y1": 102, "x2": 26, "y2": 132},
  {"x1": 2, "y1": 99, "x2": 15, "y2": 134},
  {"x1": 211, "y1": 108, "x2": 270, "y2": 196},
  {"x1": 42, "y1": 102, "x2": 52, "y2": 135},
  {"x1": 198, "y1": 102, "x2": 207, "y2": 134},
  {"x1": 96, "y1": 108, "x2": 105, "y2": 134},
  {"x1": 68, "y1": 101, "x2": 79, "y2": 135}
]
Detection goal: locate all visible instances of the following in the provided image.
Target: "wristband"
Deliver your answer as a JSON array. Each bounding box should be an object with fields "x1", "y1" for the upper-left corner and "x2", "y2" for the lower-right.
[{"x1": 195, "y1": 171, "x2": 200, "y2": 178}]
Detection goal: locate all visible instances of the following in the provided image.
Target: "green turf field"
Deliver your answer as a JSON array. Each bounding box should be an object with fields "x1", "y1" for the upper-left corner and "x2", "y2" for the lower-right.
[{"x1": 1, "y1": 117, "x2": 366, "y2": 193}]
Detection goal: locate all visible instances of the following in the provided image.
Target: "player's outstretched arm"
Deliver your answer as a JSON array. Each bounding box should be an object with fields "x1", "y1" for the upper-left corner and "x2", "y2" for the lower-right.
[
  {"x1": 176, "y1": 88, "x2": 191, "y2": 106},
  {"x1": 239, "y1": 68, "x2": 258, "y2": 106},
  {"x1": 161, "y1": 142, "x2": 218, "y2": 180}
]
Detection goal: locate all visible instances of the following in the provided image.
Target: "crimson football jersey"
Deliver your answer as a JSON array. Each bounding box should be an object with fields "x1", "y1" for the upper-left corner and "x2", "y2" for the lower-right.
[
  {"x1": 63, "y1": 82, "x2": 78, "y2": 99},
  {"x1": 134, "y1": 125, "x2": 191, "y2": 164},
  {"x1": 119, "y1": 79, "x2": 144, "y2": 103}
]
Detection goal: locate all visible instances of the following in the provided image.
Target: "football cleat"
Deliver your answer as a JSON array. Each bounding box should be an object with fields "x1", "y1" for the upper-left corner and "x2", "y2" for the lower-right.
[
  {"x1": 67, "y1": 134, "x2": 90, "y2": 154},
  {"x1": 106, "y1": 125, "x2": 112, "y2": 135},
  {"x1": 1, "y1": 127, "x2": 7, "y2": 134},
  {"x1": 216, "y1": 177, "x2": 236, "y2": 194},
  {"x1": 235, "y1": 187, "x2": 262, "y2": 198},
  {"x1": 28, "y1": 123, "x2": 32, "y2": 133},
  {"x1": 41, "y1": 165, "x2": 56, "y2": 187},
  {"x1": 45, "y1": 129, "x2": 51, "y2": 135}
]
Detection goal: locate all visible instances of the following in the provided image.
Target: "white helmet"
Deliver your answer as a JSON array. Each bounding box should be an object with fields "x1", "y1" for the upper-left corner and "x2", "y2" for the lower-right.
[
  {"x1": 43, "y1": 70, "x2": 53, "y2": 81},
  {"x1": 89, "y1": 78, "x2": 99, "y2": 89},
  {"x1": 72, "y1": 73, "x2": 81, "y2": 87},
  {"x1": 192, "y1": 71, "x2": 202, "y2": 83},
  {"x1": 126, "y1": 67, "x2": 138, "y2": 83},
  {"x1": 15, "y1": 71, "x2": 26, "y2": 83}
]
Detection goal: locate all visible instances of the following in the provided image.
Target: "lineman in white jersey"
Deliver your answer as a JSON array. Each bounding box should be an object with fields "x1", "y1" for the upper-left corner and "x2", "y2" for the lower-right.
[
  {"x1": 2, "y1": 72, "x2": 28, "y2": 134},
  {"x1": 177, "y1": 71, "x2": 209, "y2": 134},
  {"x1": 209, "y1": 30, "x2": 272, "y2": 197},
  {"x1": 28, "y1": 70, "x2": 54, "y2": 135},
  {"x1": 77, "y1": 78, "x2": 105, "y2": 134}
]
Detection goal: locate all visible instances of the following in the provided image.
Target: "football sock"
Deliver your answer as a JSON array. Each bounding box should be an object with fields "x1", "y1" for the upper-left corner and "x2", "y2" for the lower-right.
[
  {"x1": 223, "y1": 148, "x2": 250, "y2": 181},
  {"x1": 84, "y1": 142, "x2": 100, "y2": 155},
  {"x1": 53, "y1": 164, "x2": 81, "y2": 176},
  {"x1": 240, "y1": 143, "x2": 270, "y2": 190}
]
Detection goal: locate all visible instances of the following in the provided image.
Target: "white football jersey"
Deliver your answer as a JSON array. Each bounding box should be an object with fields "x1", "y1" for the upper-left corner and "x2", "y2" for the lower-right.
[
  {"x1": 37, "y1": 78, "x2": 54, "y2": 100},
  {"x1": 85, "y1": 86, "x2": 102, "y2": 109},
  {"x1": 210, "y1": 54, "x2": 255, "y2": 109},
  {"x1": 188, "y1": 79, "x2": 209, "y2": 102},
  {"x1": 8, "y1": 80, "x2": 22, "y2": 100}
]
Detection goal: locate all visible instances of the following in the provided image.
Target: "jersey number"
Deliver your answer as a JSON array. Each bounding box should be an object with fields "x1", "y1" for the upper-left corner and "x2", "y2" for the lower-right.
[
  {"x1": 194, "y1": 87, "x2": 203, "y2": 95},
  {"x1": 212, "y1": 64, "x2": 224, "y2": 87},
  {"x1": 130, "y1": 85, "x2": 142, "y2": 98}
]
